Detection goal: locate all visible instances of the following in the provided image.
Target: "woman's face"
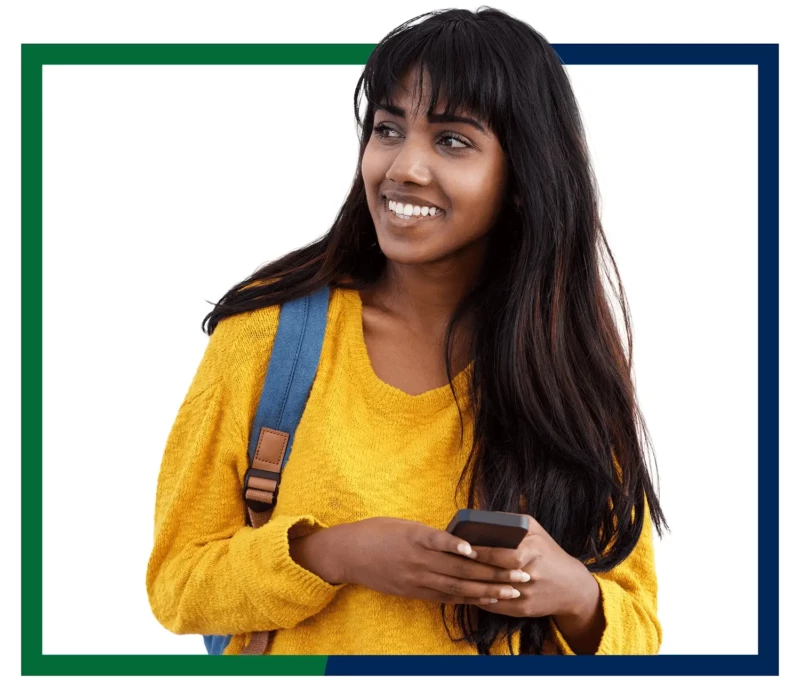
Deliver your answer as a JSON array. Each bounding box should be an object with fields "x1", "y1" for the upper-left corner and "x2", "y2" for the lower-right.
[{"x1": 361, "y1": 68, "x2": 510, "y2": 268}]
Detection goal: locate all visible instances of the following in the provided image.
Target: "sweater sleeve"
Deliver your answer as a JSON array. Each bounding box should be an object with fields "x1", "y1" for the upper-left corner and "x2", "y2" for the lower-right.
[
  {"x1": 548, "y1": 492, "x2": 662, "y2": 655},
  {"x1": 145, "y1": 313, "x2": 346, "y2": 636}
]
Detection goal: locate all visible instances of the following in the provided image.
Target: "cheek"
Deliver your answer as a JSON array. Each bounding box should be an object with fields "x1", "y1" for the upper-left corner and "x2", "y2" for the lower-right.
[
  {"x1": 458, "y1": 153, "x2": 502, "y2": 189},
  {"x1": 361, "y1": 139, "x2": 382, "y2": 178},
  {"x1": 454, "y1": 179, "x2": 504, "y2": 225},
  {"x1": 455, "y1": 165, "x2": 508, "y2": 224},
  {"x1": 360, "y1": 146, "x2": 384, "y2": 202}
]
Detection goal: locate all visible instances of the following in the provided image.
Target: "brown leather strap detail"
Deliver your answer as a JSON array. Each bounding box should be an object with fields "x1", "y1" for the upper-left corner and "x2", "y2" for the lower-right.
[
  {"x1": 247, "y1": 506, "x2": 273, "y2": 529},
  {"x1": 247, "y1": 478, "x2": 277, "y2": 493},
  {"x1": 246, "y1": 489, "x2": 274, "y2": 504},
  {"x1": 243, "y1": 426, "x2": 290, "y2": 504},
  {"x1": 237, "y1": 427, "x2": 290, "y2": 655},
  {"x1": 240, "y1": 630, "x2": 272, "y2": 655},
  {"x1": 254, "y1": 427, "x2": 289, "y2": 469}
]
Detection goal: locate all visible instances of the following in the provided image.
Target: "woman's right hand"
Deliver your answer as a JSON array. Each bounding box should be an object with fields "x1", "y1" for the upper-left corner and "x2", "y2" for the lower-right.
[{"x1": 328, "y1": 516, "x2": 528, "y2": 606}]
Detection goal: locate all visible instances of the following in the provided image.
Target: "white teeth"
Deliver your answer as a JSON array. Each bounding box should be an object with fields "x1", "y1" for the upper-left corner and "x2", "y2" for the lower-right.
[{"x1": 387, "y1": 198, "x2": 440, "y2": 219}]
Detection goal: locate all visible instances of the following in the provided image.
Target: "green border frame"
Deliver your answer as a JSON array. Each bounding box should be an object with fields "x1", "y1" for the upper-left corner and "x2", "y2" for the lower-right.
[
  {"x1": 20, "y1": 43, "x2": 378, "y2": 677},
  {"x1": 22, "y1": 42, "x2": 779, "y2": 677}
]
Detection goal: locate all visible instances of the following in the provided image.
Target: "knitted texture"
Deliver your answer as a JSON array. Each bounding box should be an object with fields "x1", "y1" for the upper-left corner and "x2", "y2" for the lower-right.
[{"x1": 145, "y1": 286, "x2": 661, "y2": 655}]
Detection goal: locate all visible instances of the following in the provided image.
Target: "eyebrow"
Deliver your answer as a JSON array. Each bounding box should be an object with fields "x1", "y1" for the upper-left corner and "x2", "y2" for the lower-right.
[{"x1": 375, "y1": 103, "x2": 487, "y2": 135}]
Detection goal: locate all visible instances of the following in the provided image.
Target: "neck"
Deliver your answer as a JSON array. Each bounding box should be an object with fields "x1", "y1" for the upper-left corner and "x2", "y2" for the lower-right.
[{"x1": 368, "y1": 246, "x2": 487, "y2": 336}]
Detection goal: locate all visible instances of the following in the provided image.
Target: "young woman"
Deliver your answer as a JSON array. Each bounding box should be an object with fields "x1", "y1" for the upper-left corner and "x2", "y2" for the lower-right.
[{"x1": 146, "y1": 7, "x2": 669, "y2": 656}]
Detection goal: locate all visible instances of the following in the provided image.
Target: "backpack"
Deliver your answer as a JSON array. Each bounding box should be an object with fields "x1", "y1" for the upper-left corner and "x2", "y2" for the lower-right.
[{"x1": 203, "y1": 284, "x2": 331, "y2": 656}]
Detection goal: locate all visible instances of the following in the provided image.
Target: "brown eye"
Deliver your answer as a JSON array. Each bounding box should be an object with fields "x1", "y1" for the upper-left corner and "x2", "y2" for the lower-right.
[
  {"x1": 372, "y1": 124, "x2": 401, "y2": 139},
  {"x1": 439, "y1": 132, "x2": 471, "y2": 149},
  {"x1": 372, "y1": 124, "x2": 472, "y2": 151}
]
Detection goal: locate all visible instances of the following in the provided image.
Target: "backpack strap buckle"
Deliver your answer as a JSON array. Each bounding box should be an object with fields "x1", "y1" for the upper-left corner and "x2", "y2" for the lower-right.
[
  {"x1": 243, "y1": 467, "x2": 281, "y2": 512},
  {"x1": 243, "y1": 426, "x2": 289, "y2": 514}
]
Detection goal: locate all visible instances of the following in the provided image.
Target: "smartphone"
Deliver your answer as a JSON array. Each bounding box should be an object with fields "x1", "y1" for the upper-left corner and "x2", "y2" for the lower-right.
[{"x1": 446, "y1": 509, "x2": 529, "y2": 549}]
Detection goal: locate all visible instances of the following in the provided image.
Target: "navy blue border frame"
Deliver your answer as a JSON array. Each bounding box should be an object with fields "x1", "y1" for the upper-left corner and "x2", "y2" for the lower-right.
[
  {"x1": 23, "y1": 42, "x2": 777, "y2": 677},
  {"x1": 326, "y1": 43, "x2": 779, "y2": 676}
]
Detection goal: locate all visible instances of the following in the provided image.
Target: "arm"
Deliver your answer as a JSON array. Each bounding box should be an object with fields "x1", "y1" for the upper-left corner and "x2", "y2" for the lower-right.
[
  {"x1": 549, "y1": 494, "x2": 662, "y2": 655},
  {"x1": 145, "y1": 317, "x2": 347, "y2": 636},
  {"x1": 289, "y1": 524, "x2": 348, "y2": 585}
]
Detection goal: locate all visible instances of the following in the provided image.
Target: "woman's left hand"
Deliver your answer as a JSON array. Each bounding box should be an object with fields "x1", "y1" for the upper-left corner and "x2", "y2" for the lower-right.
[{"x1": 467, "y1": 514, "x2": 597, "y2": 620}]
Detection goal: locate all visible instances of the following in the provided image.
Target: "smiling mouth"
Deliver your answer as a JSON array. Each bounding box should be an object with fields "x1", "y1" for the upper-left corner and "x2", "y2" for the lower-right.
[{"x1": 382, "y1": 196, "x2": 444, "y2": 222}]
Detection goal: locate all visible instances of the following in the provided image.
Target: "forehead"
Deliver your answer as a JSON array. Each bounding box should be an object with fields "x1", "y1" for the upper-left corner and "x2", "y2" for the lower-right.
[{"x1": 382, "y1": 69, "x2": 479, "y2": 120}]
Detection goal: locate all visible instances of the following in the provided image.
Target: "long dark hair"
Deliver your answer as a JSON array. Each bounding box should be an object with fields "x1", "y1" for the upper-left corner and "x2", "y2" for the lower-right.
[{"x1": 202, "y1": 6, "x2": 669, "y2": 655}]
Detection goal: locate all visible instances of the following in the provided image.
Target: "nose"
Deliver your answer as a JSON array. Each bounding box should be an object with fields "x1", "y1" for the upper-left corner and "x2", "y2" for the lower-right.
[{"x1": 383, "y1": 134, "x2": 434, "y2": 187}]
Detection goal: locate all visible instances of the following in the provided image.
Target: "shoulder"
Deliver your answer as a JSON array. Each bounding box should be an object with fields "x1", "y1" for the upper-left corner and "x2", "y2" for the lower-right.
[
  {"x1": 202, "y1": 285, "x2": 348, "y2": 374},
  {"x1": 209, "y1": 303, "x2": 283, "y2": 352},
  {"x1": 182, "y1": 304, "x2": 283, "y2": 406},
  {"x1": 212, "y1": 284, "x2": 348, "y2": 346},
  {"x1": 192, "y1": 285, "x2": 346, "y2": 398}
]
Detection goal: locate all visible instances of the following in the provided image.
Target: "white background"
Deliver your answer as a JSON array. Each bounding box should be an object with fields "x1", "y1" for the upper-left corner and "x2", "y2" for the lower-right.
[
  {"x1": 3, "y1": 0, "x2": 799, "y2": 694},
  {"x1": 40, "y1": 63, "x2": 759, "y2": 656}
]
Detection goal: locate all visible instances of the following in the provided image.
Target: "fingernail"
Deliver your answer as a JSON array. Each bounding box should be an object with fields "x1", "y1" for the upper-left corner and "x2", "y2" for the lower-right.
[
  {"x1": 501, "y1": 588, "x2": 521, "y2": 599},
  {"x1": 457, "y1": 543, "x2": 472, "y2": 556},
  {"x1": 489, "y1": 598, "x2": 498, "y2": 603},
  {"x1": 510, "y1": 571, "x2": 530, "y2": 582}
]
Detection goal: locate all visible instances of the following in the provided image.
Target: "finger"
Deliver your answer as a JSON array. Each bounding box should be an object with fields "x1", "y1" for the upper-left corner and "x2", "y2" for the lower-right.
[
  {"x1": 415, "y1": 587, "x2": 500, "y2": 605},
  {"x1": 472, "y1": 597, "x2": 527, "y2": 618},
  {"x1": 469, "y1": 545, "x2": 528, "y2": 570},
  {"x1": 427, "y1": 550, "x2": 530, "y2": 584},
  {"x1": 419, "y1": 572, "x2": 522, "y2": 602},
  {"x1": 421, "y1": 526, "x2": 479, "y2": 559}
]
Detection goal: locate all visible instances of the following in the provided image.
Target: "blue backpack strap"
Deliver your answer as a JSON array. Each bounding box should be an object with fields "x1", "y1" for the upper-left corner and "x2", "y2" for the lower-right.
[
  {"x1": 204, "y1": 284, "x2": 330, "y2": 656},
  {"x1": 203, "y1": 634, "x2": 231, "y2": 656},
  {"x1": 243, "y1": 284, "x2": 330, "y2": 525}
]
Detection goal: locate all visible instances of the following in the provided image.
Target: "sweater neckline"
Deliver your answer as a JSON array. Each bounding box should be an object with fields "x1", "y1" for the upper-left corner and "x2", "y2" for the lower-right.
[{"x1": 340, "y1": 287, "x2": 474, "y2": 413}]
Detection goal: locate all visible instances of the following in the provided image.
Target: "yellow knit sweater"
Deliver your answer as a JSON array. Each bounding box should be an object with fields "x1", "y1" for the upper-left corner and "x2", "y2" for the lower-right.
[{"x1": 145, "y1": 285, "x2": 662, "y2": 655}]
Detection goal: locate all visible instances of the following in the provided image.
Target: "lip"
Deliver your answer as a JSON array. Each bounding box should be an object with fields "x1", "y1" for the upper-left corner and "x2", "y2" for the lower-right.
[{"x1": 382, "y1": 196, "x2": 445, "y2": 224}]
